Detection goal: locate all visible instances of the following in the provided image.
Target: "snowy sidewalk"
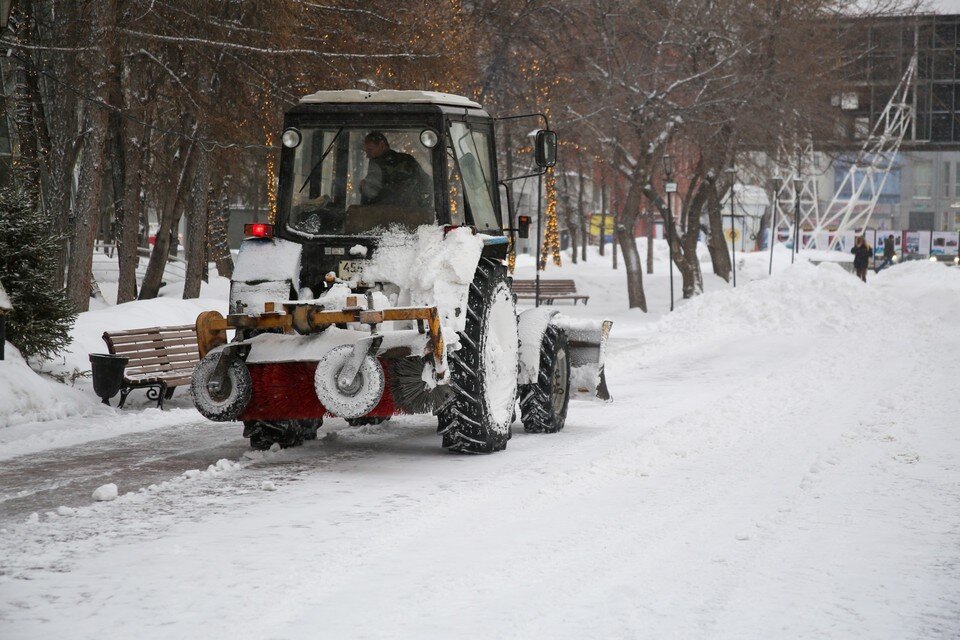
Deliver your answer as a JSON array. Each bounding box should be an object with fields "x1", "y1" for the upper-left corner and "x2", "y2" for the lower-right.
[{"x1": 1, "y1": 259, "x2": 958, "y2": 639}]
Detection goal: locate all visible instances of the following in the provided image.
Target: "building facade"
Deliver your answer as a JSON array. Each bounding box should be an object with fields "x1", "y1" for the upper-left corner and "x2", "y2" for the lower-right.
[{"x1": 824, "y1": 13, "x2": 960, "y2": 233}]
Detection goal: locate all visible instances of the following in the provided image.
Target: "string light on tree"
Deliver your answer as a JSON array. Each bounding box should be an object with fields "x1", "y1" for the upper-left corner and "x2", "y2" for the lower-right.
[
  {"x1": 539, "y1": 167, "x2": 561, "y2": 269},
  {"x1": 266, "y1": 130, "x2": 277, "y2": 224}
]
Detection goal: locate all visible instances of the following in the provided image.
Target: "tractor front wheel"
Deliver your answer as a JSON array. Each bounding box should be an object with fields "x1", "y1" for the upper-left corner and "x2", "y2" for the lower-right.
[{"x1": 437, "y1": 258, "x2": 519, "y2": 454}]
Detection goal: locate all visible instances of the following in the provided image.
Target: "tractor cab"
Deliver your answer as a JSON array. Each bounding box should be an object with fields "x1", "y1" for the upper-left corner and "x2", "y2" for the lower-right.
[{"x1": 275, "y1": 91, "x2": 505, "y2": 287}]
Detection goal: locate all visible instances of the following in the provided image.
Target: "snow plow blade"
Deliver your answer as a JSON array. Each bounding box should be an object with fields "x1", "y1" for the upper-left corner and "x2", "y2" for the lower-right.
[{"x1": 552, "y1": 317, "x2": 613, "y2": 401}]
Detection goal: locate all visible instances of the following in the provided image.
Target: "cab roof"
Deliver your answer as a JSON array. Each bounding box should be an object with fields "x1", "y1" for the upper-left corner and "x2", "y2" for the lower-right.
[{"x1": 299, "y1": 89, "x2": 482, "y2": 110}]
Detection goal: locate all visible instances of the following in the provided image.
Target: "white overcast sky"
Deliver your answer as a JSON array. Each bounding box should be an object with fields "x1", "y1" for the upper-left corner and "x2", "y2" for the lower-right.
[{"x1": 928, "y1": 0, "x2": 960, "y2": 12}]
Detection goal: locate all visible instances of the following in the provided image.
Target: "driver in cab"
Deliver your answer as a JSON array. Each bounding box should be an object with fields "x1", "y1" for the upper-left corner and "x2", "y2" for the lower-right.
[{"x1": 360, "y1": 131, "x2": 431, "y2": 209}]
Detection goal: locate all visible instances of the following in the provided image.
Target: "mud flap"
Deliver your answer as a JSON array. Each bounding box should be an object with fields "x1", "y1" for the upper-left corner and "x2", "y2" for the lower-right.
[{"x1": 550, "y1": 317, "x2": 613, "y2": 402}]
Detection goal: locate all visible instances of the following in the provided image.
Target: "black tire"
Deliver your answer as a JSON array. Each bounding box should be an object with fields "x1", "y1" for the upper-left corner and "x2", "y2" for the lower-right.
[
  {"x1": 437, "y1": 258, "x2": 519, "y2": 454},
  {"x1": 191, "y1": 352, "x2": 252, "y2": 421},
  {"x1": 243, "y1": 420, "x2": 311, "y2": 450},
  {"x1": 519, "y1": 325, "x2": 571, "y2": 433}
]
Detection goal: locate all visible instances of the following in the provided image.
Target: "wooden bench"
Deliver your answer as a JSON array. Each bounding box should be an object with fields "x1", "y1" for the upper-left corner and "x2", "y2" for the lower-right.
[
  {"x1": 102, "y1": 324, "x2": 201, "y2": 408},
  {"x1": 512, "y1": 279, "x2": 590, "y2": 305}
]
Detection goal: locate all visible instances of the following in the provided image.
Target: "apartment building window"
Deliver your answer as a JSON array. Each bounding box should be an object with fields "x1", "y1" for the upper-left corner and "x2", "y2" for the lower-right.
[
  {"x1": 914, "y1": 160, "x2": 933, "y2": 198},
  {"x1": 954, "y1": 162, "x2": 960, "y2": 198}
]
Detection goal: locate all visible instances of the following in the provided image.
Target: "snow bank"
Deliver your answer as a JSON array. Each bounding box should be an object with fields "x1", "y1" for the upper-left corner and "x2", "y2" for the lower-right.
[
  {"x1": 0, "y1": 296, "x2": 226, "y2": 444},
  {"x1": 0, "y1": 343, "x2": 104, "y2": 429},
  {"x1": 652, "y1": 261, "x2": 879, "y2": 343}
]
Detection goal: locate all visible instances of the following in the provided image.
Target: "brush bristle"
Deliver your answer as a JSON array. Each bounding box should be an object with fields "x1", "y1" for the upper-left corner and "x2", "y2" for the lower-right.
[{"x1": 388, "y1": 357, "x2": 451, "y2": 414}]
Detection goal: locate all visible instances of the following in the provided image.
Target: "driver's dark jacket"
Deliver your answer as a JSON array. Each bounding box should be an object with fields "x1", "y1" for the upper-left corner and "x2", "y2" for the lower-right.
[{"x1": 361, "y1": 150, "x2": 430, "y2": 208}]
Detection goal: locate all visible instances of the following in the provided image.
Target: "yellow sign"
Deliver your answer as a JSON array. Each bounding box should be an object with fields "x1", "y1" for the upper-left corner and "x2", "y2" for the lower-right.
[{"x1": 589, "y1": 215, "x2": 615, "y2": 236}]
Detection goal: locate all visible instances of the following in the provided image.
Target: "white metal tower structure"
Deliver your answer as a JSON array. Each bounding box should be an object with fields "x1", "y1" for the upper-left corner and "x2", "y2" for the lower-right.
[
  {"x1": 770, "y1": 141, "x2": 821, "y2": 247},
  {"x1": 812, "y1": 55, "x2": 917, "y2": 249}
]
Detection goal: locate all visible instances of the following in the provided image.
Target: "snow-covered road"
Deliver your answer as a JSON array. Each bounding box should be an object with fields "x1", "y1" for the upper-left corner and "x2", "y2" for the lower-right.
[{"x1": 1, "y1": 258, "x2": 959, "y2": 638}]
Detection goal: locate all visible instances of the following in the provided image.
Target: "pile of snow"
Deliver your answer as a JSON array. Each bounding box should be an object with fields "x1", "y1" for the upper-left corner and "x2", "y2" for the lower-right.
[
  {"x1": 660, "y1": 260, "x2": 879, "y2": 342},
  {"x1": 1, "y1": 293, "x2": 227, "y2": 449},
  {"x1": 0, "y1": 343, "x2": 104, "y2": 429}
]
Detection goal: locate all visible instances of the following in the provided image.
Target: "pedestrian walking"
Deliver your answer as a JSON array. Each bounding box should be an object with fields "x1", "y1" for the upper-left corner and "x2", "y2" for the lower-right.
[
  {"x1": 851, "y1": 235, "x2": 871, "y2": 282},
  {"x1": 875, "y1": 234, "x2": 896, "y2": 272}
]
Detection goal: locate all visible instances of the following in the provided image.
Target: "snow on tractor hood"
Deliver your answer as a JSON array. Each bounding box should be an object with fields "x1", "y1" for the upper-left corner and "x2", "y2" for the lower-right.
[
  {"x1": 232, "y1": 237, "x2": 302, "y2": 285},
  {"x1": 361, "y1": 226, "x2": 485, "y2": 347}
]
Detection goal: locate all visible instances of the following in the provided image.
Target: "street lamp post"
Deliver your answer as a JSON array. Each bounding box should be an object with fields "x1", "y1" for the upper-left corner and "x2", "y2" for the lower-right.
[
  {"x1": 793, "y1": 177, "x2": 802, "y2": 264},
  {"x1": 769, "y1": 177, "x2": 781, "y2": 276},
  {"x1": 663, "y1": 155, "x2": 676, "y2": 312},
  {"x1": 726, "y1": 167, "x2": 737, "y2": 287}
]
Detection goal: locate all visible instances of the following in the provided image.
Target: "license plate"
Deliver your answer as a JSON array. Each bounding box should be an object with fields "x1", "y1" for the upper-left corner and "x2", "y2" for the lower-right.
[{"x1": 338, "y1": 260, "x2": 366, "y2": 280}]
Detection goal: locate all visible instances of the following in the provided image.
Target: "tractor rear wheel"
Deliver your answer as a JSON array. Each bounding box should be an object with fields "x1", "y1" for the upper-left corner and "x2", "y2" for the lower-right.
[
  {"x1": 437, "y1": 258, "x2": 519, "y2": 454},
  {"x1": 519, "y1": 325, "x2": 570, "y2": 433}
]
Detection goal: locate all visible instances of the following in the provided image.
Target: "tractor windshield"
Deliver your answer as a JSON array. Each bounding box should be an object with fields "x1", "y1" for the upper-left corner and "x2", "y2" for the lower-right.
[
  {"x1": 284, "y1": 127, "x2": 437, "y2": 237},
  {"x1": 448, "y1": 122, "x2": 499, "y2": 231}
]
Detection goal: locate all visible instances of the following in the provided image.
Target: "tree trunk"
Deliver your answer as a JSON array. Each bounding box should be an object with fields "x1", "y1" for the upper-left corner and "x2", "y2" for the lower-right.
[
  {"x1": 576, "y1": 157, "x2": 587, "y2": 262},
  {"x1": 646, "y1": 213, "x2": 654, "y2": 274},
  {"x1": 679, "y1": 224, "x2": 702, "y2": 298},
  {"x1": 611, "y1": 180, "x2": 618, "y2": 270},
  {"x1": 705, "y1": 181, "x2": 732, "y2": 282},
  {"x1": 10, "y1": 4, "x2": 41, "y2": 210},
  {"x1": 615, "y1": 178, "x2": 647, "y2": 311},
  {"x1": 139, "y1": 138, "x2": 198, "y2": 299},
  {"x1": 598, "y1": 165, "x2": 607, "y2": 257},
  {"x1": 560, "y1": 169, "x2": 577, "y2": 264},
  {"x1": 183, "y1": 150, "x2": 210, "y2": 299},
  {"x1": 616, "y1": 227, "x2": 646, "y2": 312},
  {"x1": 208, "y1": 173, "x2": 235, "y2": 278},
  {"x1": 65, "y1": 0, "x2": 114, "y2": 312},
  {"x1": 112, "y1": 56, "x2": 142, "y2": 304},
  {"x1": 117, "y1": 131, "x2": 143, "y2": 303}
]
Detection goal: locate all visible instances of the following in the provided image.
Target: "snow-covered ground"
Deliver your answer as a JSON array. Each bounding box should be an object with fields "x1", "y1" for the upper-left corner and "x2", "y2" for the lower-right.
[{"x1": 1, "y1": 243, "x2": 959, "y2": 639}]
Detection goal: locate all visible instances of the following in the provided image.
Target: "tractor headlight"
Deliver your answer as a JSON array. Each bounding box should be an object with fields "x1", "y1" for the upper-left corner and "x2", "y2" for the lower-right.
[
  {"x1": 929, "y1": 256, "x2": 938, "y2": 262},
  {"x1": 281, "y1": 128, "x2": 302, "y2": 149},
  {"x1": 420, "y1": 129, "x2": 439, "y2": 148},
  {"x1": 955, "y1": 255, "x2": 959, "y2": 264},
  {"x1": 892, "y1": 254, "x2": 899, "y2": 262}
]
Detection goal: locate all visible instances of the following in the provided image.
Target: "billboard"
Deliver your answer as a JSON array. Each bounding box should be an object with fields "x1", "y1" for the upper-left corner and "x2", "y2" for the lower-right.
[{"x1": 931, "y1": 232, "x2": 959, "y2": 256}]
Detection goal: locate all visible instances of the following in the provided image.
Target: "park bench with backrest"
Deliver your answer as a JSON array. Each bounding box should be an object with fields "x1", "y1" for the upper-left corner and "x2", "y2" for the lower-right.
[
  {"x1": 101, "y1": 324, "x2": 201, "y2": 408},
  {"x1": 512, "y1": 279, "x2": 590, "y2": 305}
]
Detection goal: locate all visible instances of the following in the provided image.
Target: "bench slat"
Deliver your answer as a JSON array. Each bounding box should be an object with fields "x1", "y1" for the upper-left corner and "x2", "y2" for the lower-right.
[
  {"x1": 125, "y1": 373, "x2": 193, "y2": 386},
  {"x1": 125, "y1": 366, "x2": 194, "y2": 378},
  {"x1": 125, "y1": 358, "x2": 200, "y2": 372},
  {"x1": 104, "y1": 324, "x2": 195, "y2": 338},
  {"x1": 110, "y1": 342, "x2": 199, "y2": 356},
  {"x1": 108, "y1": 330, "x2": 197, "y2": 345},
  {"x1": 125, "y1": 360, "x2": 200, "y2": 373}
]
